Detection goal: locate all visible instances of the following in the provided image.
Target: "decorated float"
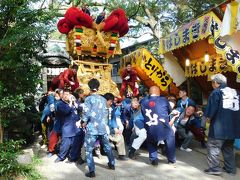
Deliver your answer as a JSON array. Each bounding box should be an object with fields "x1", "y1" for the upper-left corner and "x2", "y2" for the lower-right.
[{"x1": 56, "y1": 6, "x2": 129, "y2": 97}]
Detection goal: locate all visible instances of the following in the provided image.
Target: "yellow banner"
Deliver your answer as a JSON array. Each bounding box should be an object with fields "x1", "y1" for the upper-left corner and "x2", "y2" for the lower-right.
[
  {"x1": 210, "y1": 11, "x2": 240, "y2": 79},
  {"x1": 185, "y1": 55, "x2": 232, "y2": 77},
  {"x1": 159, "y1": 12, "x2": 215, "y2": 54},
  {"x1": 122, "y1": 48, "x2": 172, "y2": 91}
]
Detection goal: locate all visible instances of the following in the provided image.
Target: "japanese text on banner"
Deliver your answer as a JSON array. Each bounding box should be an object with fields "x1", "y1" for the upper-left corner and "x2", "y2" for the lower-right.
[
  {"x1": 159, "y1": 12, "x2": 213, "y2": 54},
  {"x1": 185, "y1": 55, "x2": 231, "y2": 77},
  {"x1": 141, "y1": 49, "x2": 172, "y2": 91}
]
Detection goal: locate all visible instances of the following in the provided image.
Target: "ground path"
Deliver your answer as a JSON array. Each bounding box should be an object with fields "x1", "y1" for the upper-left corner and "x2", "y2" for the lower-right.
[{"x1": 36, "y1": 141, "x2": 240, "y2": 180}]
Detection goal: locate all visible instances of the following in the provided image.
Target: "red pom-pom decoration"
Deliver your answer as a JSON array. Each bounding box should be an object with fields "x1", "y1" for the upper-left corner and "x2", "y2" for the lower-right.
[
  {"x1": 57, "y1": 18, "x2": 72, "y2": 34},
  {"x1": 103, "y1": 8, "x2": 129, "y2": 36},
  {"x1": 64, "y1": 7, "x2": 82, "y2": 25},
  {"x1": 64, "y1": 7, "x2": 93, "y2": 28},
  {"x1": 119, "y1": 22, "x2": 129, "y2": 37}
]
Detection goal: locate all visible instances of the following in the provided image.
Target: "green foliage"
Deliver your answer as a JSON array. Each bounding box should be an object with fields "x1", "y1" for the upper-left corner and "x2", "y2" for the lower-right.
[
  {"x1": 158, "y1": 0, "x2": 224, "y2": 35},
  {"x1": 77, "y1": 0, "x2": 224, "y2": 37},
  {"x1": 0, "y1": 0, "x2": 57, "y2": 141},
  {"x1": 8, "y1": 107, "x2": 40, "y2": 144},
  {"x1": 0, "y1": 140, "x2": 42, "y2": 179},
  {"x1": 17, "y1": 155, "x2": 43, "y2": 180},
  {"x1": 0, "y1": 94, "x2": 25, "y2": 127},
  {"x1": 71, "y1": 0, "x2": 224, "y2": 59},
  {"x1": 0, "y1": 139, "x2": 25, "y2": 176}
]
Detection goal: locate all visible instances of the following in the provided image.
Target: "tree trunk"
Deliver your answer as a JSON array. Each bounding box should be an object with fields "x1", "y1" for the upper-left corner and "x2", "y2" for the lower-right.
[{"x1": 0, "y1": 123, "x2": 3, "y2": 143}]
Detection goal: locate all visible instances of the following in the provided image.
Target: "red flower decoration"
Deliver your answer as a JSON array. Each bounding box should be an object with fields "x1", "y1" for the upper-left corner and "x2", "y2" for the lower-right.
[{"x1": 149, "y1": 101, "x2": 155, "y2": 108}]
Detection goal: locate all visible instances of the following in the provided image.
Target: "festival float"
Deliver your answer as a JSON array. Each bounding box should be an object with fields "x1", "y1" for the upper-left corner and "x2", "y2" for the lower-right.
[
  {"x1": 119, "y1": 48, "x2": 175, "y2": 96},
  {"x1": 56, "y1": 6, "x2": 129, "y2": 96}
]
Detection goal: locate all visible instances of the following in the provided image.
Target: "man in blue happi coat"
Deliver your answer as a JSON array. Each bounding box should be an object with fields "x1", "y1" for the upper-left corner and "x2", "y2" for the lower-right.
[
  {"x1": 81, "y1": 79, "x2": 115, "y2": 178},
  {"x1": 141, "y1": 86, "x2": 176, "y2": 166},
  {"x1": 54, "y1": 89, "x2": 84, "y2": 163},
  {"x1": 204, "y1": 74, "x2": 240, "y2": 176}
]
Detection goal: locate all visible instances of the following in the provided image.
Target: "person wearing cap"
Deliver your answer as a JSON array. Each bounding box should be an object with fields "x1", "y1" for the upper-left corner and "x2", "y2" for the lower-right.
[
  {"x1": 78, "y1": 78, "x2": 115, "y2": 178},
  {"x1": 204, "y1": 73, "x2": 240, "y2": 175}
]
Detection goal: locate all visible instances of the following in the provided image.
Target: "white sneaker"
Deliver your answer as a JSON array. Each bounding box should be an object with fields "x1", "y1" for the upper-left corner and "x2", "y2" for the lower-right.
[{"x1": 180, "y1": 146, "x2": 192, "y2": 152}]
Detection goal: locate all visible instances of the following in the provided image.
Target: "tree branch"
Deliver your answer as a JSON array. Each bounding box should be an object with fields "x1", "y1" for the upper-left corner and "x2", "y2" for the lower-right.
[
  {"x1": 124, "y1": 32, "x2": 153, "y2": 39},
  {"x1": 160, "y1": 15, "x2": 183, "y2": 24},
  {"x1": 40, "y1": 0, "x2": 47, "y2": 9},
  {"x1": 187, "y1": 2, "x2": 198, "y2": 13},
  {"x1": 144, "y1": 8, "x2": 157, "y2": 27},
  {"x1": 128, "y1": 0, "x2": 142, "y2": 20},
  {"x1": 75, "y1": 0, "x2": 82, "y2": 7},
  {"x1": 134, "y1": 16, "x2": 149, "y2": 26},
  {"x1": 128, "y1": 24, "x2": 141, "y2": 28},
  {"x1": 80, "y1": 2, "x2": 110, "y2": 8}
]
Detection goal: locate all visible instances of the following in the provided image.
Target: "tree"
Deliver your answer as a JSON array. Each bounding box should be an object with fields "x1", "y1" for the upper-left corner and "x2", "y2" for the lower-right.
[
  {"x1": 0, "y1": 0, "x2": 57, "y2": 143},
  {"x1": 61, "y1": 0, "x2": 224, "y2": 56}
]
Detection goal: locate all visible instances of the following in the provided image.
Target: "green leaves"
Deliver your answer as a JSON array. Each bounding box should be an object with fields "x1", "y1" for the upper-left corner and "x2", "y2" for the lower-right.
[
  {"x1": 0, "y1": 95, "x2": 25, "y2": 112},
  {"x1": 0, "y1": 139, "x2": 24, "y2": 176},
  {"x1": 0, "y1": 0, "x2": 56, "y2": 136},
  {"x1": 0, "y1": 139, "x2": 41, "y2": 178}
]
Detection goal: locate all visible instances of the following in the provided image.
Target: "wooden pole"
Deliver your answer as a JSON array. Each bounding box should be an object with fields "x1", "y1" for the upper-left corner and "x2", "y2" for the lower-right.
[{"x1": 187, "y1": 78, "x2": 191, "y2": 98}]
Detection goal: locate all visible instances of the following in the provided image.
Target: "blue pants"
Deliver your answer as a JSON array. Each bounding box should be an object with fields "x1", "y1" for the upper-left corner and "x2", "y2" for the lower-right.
[
  {"x1": 74, "y1": 130, "x2": 85, "y2": 159},
  {"x1": 58, "y1": 133, "x2": 84, "y2": 160},
  {"x1": 85, "y1": 133, "x2": 115, "y2": 172},
  {"x1": 148, "y1": 133, "x2": 176, "y2": 163}
]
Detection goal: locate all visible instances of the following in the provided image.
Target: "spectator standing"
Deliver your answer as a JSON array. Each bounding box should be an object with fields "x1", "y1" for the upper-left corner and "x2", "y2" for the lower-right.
[{"x1": 204, "y1": 74, "x2": 240, "y2": 175}]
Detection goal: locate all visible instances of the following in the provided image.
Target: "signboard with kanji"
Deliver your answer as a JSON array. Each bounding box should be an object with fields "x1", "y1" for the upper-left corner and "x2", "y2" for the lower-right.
[
  {"x1": 185, "y1": 54, "x2": 232, "y2": 77},
  {"x1": 159, "y1": 12, "x2": 215, "y2": 54},
  {"x1": 210, "y1": 12, "x2": 240, "y2": 80},
  {"x1": 122, "y1": 48, "x2": 172, "y2": 91}
]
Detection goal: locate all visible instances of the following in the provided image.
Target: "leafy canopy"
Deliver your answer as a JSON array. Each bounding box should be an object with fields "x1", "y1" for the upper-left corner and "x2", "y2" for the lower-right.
[{"x1": 0, "y1": 0, "x2": 57, "y2": 138}]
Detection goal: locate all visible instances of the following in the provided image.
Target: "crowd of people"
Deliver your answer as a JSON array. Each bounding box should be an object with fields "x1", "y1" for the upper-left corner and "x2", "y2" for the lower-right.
[{"x1": 38, "y1": 73, "x2": 240, "y2": 178}]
